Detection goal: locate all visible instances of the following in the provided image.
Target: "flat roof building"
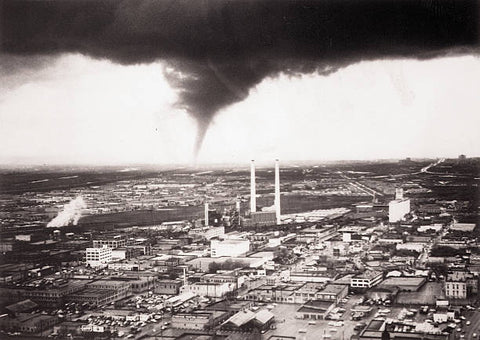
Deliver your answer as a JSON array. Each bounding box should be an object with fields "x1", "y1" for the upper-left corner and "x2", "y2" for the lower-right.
[
  {"x1": 351, "y1": 271, "x2": 383, "y2": 290},
  {"x1": 379, "y1": 277, "x2": 426, "y2": 292},
  {"x1": 210, "y1": 239, "x2": 250, "y2": 258},
  {"x1": 86, "y1": 245, "x2": 112, "y2": 268}
]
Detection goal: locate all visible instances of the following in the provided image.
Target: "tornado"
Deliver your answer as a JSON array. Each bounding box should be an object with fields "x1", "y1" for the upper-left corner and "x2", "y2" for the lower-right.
[{"x1": 2, "y1": 0, "x2": 479, "y2": 157}]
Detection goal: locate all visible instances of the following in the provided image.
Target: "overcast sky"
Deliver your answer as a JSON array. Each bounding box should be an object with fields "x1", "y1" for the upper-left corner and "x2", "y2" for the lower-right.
[{"x1": 1, "y1": 53, "x2": 479, "y2": 165}]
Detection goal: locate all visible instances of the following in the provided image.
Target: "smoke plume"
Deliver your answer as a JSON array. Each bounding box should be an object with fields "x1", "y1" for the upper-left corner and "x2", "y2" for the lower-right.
[
  {"x1": 47, "y1": 196, "x2": 87, "y2": 228},
  {"x1": 2, "y1": 0, "x2": 479, "y2": 157}
]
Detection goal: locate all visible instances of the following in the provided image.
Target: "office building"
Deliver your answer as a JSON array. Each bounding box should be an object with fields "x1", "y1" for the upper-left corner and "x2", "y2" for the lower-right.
[
  {"x1": 351, "y1": 271, "x2": 383, "y2": 289},
  {"x1": 86, "y1": 245, "x2": 112, "y2": 268}
]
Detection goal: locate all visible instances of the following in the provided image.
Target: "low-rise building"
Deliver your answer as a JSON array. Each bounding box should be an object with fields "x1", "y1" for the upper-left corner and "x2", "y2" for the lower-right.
[
  {"x1": 180, "y1": 282, "x2": 235, "y2": 298},
  {"x1": 0, "y1": 280, "x2": 86, "y2": 307},
  {"x1": 210, "y1": 239, "x2": 250, "y2": 258},
  {"x1": 351, "y1": 271, "x2": 383, "y2": 290},
  {"x1": 201, "y1": 272, "x2": 244, "y2": 290},
  {"x1": 85, "y1": 245, "x2": 112, "y2": 268},
  {"x1": 359, "y1": 319, "x2": 449, "y2": 339},
  {"x1": 155, "y1": 279, "x2": 182, "y2": 295},
  {"x1": 245, "y1": 284, "x2": 298, "y2": 303},
  {"x1": 85, "y1": 279, "x2": 131, "y2": 302},
  {"x1": 189, "y1": 226, "x2": 225, "y2": 240},
  {"x1": 289, "y1": 271, "x2": 337, "y2": 284},
  {"x1": 171, "y1": 311, "x2": 228, "y2": 330},
  {"x1": 293, "y1": 282, "x2": 325, "y2": 304},
  {"x1": 379, "y1": 277, "x2": 426, "y2": 292},
  {"x1": 0, "y1": 313, "x2": 58, "y2": 333},
  {"x1": 316, "y1": 284, "x2": 348, "y2": 304},
  {"x1": 445, "y1": 270, "x2": 478, "y2": 299},
  {"x1": 295, "y1": 300, "x2": 335, "y2": 320},
  {"x1": 67, "y1": 288, "x2": 118, "y2": 307},
  {"x1": 221, "y1": 309, "x2": 274, "y2": 332},
  {"x1": 92, "y1": 235, "x2": 126, "y2": 249},
  {"x1": 450, "y1": 222, "x2": 476, "y2": 232}
]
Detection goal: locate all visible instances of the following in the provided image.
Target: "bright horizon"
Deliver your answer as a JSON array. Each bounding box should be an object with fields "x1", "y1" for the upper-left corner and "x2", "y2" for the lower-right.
[{"x1": 1, "y1": 54, "x2": 479, "y2": 166}]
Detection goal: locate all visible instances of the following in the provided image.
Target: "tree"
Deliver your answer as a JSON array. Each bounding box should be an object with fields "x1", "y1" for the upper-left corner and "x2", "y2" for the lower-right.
[
  {"x1": 430, "y1": 246, "x2": 464, "y2": 257},
  {"x1": 208, "y1": 260, "x2": 244, "y2": 273},
  {"x1": 208, "y1": 261, "x2": 221, "y2": 274}
]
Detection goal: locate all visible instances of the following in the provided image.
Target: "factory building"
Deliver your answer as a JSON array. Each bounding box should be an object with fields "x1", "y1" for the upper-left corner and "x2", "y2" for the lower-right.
[
  {"x1": 243, "y1": 211, "x2": 277, "y2": 227},
  {"x1": 180, "y1": 282, "x2": 235, "y2": 298}
]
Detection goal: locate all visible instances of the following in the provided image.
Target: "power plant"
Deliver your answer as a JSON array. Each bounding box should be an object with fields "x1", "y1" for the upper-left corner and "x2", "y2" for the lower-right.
[
  {"x1": 201, "y1": 159, "x2": 281, "y2": 229},
  {"x1": 245, "y1": 159, "x2": 282, "y2": 227}
]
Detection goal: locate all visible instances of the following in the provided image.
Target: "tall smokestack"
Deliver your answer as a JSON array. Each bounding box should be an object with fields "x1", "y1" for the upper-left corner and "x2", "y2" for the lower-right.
[
  {"x1": 275, "y1": 159, "x2": 281, "y2": 225},
  {"x1": 250, "y1": 160, "x2": 256, "y2": 214},
  {"x1": 204, "y1": 202, "x2": 209, "y2": 227}
]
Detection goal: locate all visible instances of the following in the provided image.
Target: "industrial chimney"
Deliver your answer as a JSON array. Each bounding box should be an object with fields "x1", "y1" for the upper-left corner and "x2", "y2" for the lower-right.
[
  {"x1": 275, "y1": 159, "x2": 281, "y2": 224},
  {"x1": 204, "y1": 202, "x2": 209, "y2": 227},
  {"x1": 250, "y1": 160, "x2": 256, "y2": 214}
]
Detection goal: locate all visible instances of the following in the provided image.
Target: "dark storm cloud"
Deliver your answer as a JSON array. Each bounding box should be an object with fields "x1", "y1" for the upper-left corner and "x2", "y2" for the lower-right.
[{"x1": 2, "y1": 0, "x2": 479, "y2": 154}]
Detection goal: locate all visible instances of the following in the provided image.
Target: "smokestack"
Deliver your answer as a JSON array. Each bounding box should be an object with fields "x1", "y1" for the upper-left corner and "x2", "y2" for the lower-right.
[
  {"x1": 250, "y1": 160, "x2": 256, "y2": 214},
  {"x1": 204, "y1": 202, "x2": 209, "y2": 227},
  {"x1": 275, "y1": 159, "x2": 281, "y2": 225}
]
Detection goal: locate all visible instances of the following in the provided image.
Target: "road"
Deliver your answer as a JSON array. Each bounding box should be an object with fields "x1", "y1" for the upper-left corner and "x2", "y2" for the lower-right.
[
  {"x1": 463, "y1": 310, "x2": 480, "y2": 339},
  {"x1": 338, "y1": 172, "x2": 384, "y2": 198},
  {"x1": 420, "y1": 158, "x2": 445, "y2": 174}
]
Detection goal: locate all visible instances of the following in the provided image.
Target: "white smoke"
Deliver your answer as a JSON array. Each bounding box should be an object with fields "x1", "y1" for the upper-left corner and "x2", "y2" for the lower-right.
[{"x1": 47, "y1": 196, "x2": 87, "y2": 228}]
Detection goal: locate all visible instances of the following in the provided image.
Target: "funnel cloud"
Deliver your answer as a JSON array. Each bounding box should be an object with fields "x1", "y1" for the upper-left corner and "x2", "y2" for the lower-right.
[{"x1": 2, "y1": 0, "x2": 479, "y2": 157}]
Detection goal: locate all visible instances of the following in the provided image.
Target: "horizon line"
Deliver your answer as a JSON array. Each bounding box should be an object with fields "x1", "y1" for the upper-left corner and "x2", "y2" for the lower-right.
[{"x1": 0, "y1": 155, "x2": 477, "y2": 170}]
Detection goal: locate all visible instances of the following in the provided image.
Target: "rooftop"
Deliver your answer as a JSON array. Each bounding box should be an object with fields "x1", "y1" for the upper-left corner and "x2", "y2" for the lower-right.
[
  {"x1": 380, "y1": 277, "x2": 426, "y2": 287},
  {"x1": 319, "y1": 284, "x2": 347, "y2": 295},
  {"x1": 353, "y1": 270, "x2": 383, "y2": 280},
  {"x1": 224, "y1": 310, "x2": 256, "y2": 327}
]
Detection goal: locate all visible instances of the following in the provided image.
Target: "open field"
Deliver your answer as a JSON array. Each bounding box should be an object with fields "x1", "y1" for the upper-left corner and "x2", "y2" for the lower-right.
[{"x1": 0, "y1": 168, "x2": 161, "y2": 194}]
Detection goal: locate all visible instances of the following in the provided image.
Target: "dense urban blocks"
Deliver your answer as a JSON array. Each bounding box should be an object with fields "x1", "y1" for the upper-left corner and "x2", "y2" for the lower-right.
[{"x1": 0, "y1": 158, "x2": 479, "y2": 338}]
